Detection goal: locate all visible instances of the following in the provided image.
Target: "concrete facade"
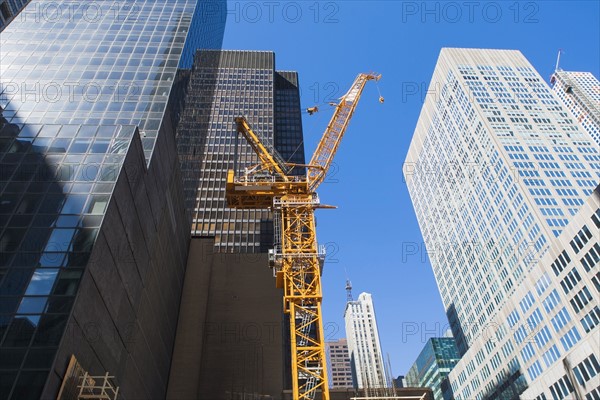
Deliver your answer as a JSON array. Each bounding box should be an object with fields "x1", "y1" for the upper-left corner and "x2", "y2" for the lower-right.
[
  {"x1": 326, "y1": 338, "x2": 353, "y2": 388},
  {"x1": 167, "y1": 238, "x2": 285, "y2": 399}
]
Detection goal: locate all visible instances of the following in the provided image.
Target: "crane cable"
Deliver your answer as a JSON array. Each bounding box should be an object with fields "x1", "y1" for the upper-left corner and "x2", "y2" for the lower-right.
[{"x1": 376, "y1": 80, "x2": 384, "y2": 103}]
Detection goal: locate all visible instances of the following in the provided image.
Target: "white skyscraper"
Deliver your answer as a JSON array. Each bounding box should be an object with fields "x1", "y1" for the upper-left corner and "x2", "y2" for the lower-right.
[
  {"x1": 551, "y1": 70, "x2": 600, "y2": 147},
  {"x1": 344, "y1": 292, "x2": 388, "y2": 389},
  {"x1": 404, "y1": 48, "x2": 600, "y2": 399}
]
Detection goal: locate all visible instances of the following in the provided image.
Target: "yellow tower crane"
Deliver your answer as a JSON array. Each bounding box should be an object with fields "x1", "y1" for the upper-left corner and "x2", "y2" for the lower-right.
[{"x1": 226, "y1": 72, "x2": 381, "y2": 400}]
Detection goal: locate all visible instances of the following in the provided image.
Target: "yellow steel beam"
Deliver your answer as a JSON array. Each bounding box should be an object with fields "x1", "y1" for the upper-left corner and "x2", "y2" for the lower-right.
[
  {"x1": 224, "y1": 72, "x2": 380, "y2": 400},
  {"x1": 307, "y1": 73, "x2": 380, "y2": 192},
  {"x1": 235, "y1": 117, "x2": 290, "y2": 179},
  {"x1": 280, "y1": 195, "x2": 329, "y2": 400}
]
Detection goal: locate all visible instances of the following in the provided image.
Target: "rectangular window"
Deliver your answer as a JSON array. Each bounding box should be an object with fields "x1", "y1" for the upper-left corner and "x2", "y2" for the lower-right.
[
  {"x1": 560, "y1": 326, "x2": 581, "y2": 352},
  {"x1": 570, "y1": 287, "x2": 593, "y2": 313},
  {"x1": 570, "y1": 225, "x2": 593, "y2": 253},
  {"x1": 543, "y1": 289, "x2": 561, "y2": 313},
  {"x1": 549, "y1": 375, "x2": 574, "y2": 400},
  {"x1": 573, "y1": 354, "x2": 600, "y2": 386},
  {"x1": 542, "y1": 344, "x2": 561, "y2": 367},
  {"x1": 535, "y1": 273, "x2": 551, "y2": 295},
  {"x1": 551, "y1": 250, "x2": 571, "y2": 276},
  {"x1": 580, "y1": 243, "x2": 600, "y2": 272},
  {"x1": 580, "y1": 306, "x2": 600, "y2": 333},
  {"x1": 551, "y1": 307, "x2": 571, "y2": 333},
  {"x1": 560, "y1": 268, "x2": 582, "y2": 294},
  {"x1": 527, "y1": 360, "x2": 544, "y2": 381},
  {"x1": 520, "y1": 291, "x2": 535, "y2": 313}
]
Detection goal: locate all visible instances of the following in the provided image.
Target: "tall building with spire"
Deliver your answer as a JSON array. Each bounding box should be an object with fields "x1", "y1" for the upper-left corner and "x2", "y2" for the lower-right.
[
  {"x1": 344, "y1": 292, "x2": 388, "y2": 390},
  {"x1": 404, "y1": 48, "x2": 600, "y2": 399}
]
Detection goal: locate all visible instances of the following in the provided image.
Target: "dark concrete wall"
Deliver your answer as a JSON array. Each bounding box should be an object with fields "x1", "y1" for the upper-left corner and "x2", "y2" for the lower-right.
[
  {"x1": 43, "y1": 124, "x2": 191, "y2": 399},
  {"x1": 167, "y1": 238, "x2": 285, "y2": 399},
  {"x1": 282, "y1": 387, "x2": 434, "y2": 400}
]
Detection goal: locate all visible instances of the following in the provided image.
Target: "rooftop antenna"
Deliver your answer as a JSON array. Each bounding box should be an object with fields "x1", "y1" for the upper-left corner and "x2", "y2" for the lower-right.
[
  {"x1": 345, "y1": 268, "x2": 353, "y2": 302},
  {"x1": 345, "y1": 279, "x2": 353, "y2": 302},
  {"x1": 555, "y1": 49, "x2": 563, "y2": 72}
]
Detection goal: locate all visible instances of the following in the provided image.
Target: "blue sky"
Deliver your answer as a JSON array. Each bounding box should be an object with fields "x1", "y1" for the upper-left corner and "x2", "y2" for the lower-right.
[{"x1": 222, "y1": 1, "x2": 600, "y2": 376}]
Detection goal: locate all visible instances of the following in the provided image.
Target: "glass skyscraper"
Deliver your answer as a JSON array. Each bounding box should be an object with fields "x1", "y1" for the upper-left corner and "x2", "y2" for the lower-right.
[
  {"x1": 405, "y1": 337, "x2": 460, "y2": 400},
  {"x1": 404, "y1": 48, "x2": 600, "y2": 399},
  {"x1": 175, "y1": 50, "x2": 305, "y2": 253},
  {"x1": 0, "y1": 1, "x2": 225, "y2": 398}
]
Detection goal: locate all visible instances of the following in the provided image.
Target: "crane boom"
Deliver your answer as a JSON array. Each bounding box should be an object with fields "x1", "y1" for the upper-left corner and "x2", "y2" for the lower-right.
[
  {"x1": 235, "y1": 116, "x2": 290, "y2": 179},
  {"x1": 225, "y1": 72, "x2": 381, "y2": 400},
  {"x1": 307, "y1": 73, "x2": 381, "y2": 191}
]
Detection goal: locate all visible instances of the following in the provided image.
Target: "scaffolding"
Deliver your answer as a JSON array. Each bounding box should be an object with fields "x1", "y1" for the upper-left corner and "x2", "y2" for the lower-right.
[{"x1": 57, "y1": 355, "x2": 120, "y2": 400}]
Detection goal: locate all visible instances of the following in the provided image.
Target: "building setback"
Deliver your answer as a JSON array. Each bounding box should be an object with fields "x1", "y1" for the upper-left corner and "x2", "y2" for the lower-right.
[
  {"x1": 551, "y1": 70, "x2": 600, "y2": 147},
  {"x1": 344, "y1": 292, "x2": 388, "y2": 390},
  {"x1": 404, "y1": 48, "x2": 600, "y2": 398},
  {"x1": 326, "y1": 338, "x2": 354, "y2": 388},
  {"x1": 405, "y1": 337, "x2": 460, "y2": 400},
  {"x1": 0, "y1": 1, "x2": 225, "y2": 398}
]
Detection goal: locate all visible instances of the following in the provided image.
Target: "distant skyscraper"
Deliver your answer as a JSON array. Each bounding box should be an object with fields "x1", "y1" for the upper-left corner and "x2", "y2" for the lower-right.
[
  {"x1": 551, "y1": 70, "x2": 600, "y2": 147},
  {"x1": 326, "y1": 338, "x2": 354, "y2": 388},
  {"x1": 0, "y1": 1, "x2": 225, "y2": 398},
  {"x1": 0, "y1": 0, "x2": 30, "y2": 30},
  {"x1": 393, "y1": 375, "x2": 406, "y2": 388},
  {"x1": 344, "y1": 292, "x2": 388, "y2": 389},
  {"x1": 175, "y1": 50, "x2": 305, "y2": 253},
  {"x1": 405, "y1": 48, "x2": 600, "y2": 399},
  {"x1": 405, "y1": 337, "x2": 460, "y2": 400}
]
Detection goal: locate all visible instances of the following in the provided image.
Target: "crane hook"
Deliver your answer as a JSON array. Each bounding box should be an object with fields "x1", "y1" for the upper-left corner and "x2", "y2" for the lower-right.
[{"x1": 306, "y1": 106, "x2": 319, "y2": 115}]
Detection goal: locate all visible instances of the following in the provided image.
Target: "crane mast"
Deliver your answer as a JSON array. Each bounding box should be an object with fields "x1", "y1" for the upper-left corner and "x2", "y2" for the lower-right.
[{"x1": 226, "y1": 73, "x2": 381, "y2": 400}]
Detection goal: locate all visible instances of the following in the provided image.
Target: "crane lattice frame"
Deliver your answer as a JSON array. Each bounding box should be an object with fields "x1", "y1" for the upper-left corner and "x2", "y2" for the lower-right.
[{"x1": 226, "y1": 73, "x2": 381, "y2": 400}]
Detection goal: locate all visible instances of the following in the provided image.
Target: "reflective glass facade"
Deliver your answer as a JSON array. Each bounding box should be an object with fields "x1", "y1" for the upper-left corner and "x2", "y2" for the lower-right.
[
  {"x1": 1, "y1": 0, "x2": 196, "y2": 161},
  {"x1": 275, "y1": 71, "x2": 305, "y2": 175},
  {"x1": 405, "y1": 338, "x2": 460, "y2": 400},
  {"x1": 0, "y1": 1, "x2": 226, "y2": 398},
  {"x1": 179, "y1": 0, "x2": 226, "y2": 68},
  {"x1": 404, "y1": 48, "x2": 600, "y2": 399},
  {"x1": 0, "y1": 121, "x2": 137, "y2": 399},
  {"x1": 176, "y1": 50, "x2": 305, "y2": 253}
]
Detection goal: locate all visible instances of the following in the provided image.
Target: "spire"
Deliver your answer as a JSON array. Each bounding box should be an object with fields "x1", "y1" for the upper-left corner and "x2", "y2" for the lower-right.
[
  {"x1": 345, "y1": 279, "x2": 353, "y2": 302},
  {"x1": 555, "y1": 49, "x2": 563, "y2": 72}
]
